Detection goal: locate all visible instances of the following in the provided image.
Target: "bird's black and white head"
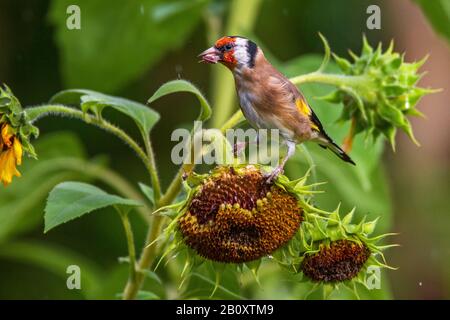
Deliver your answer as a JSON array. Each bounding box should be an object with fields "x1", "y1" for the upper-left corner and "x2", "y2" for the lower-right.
[{"x1": 198, "y1": 36, "x2": 259, "y2": 70}]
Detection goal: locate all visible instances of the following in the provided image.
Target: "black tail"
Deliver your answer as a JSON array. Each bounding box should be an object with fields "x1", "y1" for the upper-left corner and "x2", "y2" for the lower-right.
[{"x1": 319, "y1": 137, "x2": 356, "y2": 166}]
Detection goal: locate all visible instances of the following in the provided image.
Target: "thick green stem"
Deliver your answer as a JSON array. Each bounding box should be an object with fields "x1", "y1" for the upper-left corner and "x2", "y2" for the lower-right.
[
  {"x1": 220, "y1": 109, "x2": 245, "y2": 132},
  {"x1": 159, "y1": 164, "x2": 194, "y2": 208},
  {"x1": 143, "y1": 137, "x2": 162, "y2": 203},
  {"x1": 290, "y1": 72, "x2": 371, "y2": 89},
  {"x1": 26, "y1": 105, "x2": 156, "y2": 188},
  {"x1": 118, "y1": 210, "x2": 137, "y2": 287},
  {"x1": 122, "y1": 215, "x2": 164, "y2": 300}
]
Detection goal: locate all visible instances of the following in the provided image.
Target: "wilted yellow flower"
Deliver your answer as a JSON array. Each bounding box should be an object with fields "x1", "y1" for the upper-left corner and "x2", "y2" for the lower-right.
[
  {"x1": 0, "y1": 85, "x2": 39, "y2": 186},
  {"x1": 0, "y1": 123, "x2": 23, "y2": 186}
]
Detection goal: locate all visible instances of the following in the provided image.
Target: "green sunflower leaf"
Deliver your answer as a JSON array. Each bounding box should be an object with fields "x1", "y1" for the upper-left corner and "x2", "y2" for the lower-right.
[
  {"x1": 48, "y1": 0, "x2": 208, "y2": 92},
  {"x1": 44, "y1": 182, "x2": 142, "y2": 233},
  {"x1": 148, "y1": 80, "x2": 212, "y2": 121}
]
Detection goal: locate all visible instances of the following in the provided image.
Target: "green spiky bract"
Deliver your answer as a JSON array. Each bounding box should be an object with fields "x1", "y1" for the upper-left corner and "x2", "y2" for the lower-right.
[{"x1": 321, "y1": 36, "x2": 437, "y2": 150}]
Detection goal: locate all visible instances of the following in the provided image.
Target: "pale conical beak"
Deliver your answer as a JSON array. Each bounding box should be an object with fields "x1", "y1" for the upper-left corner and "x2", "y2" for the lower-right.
[{"x1": 198, "y1": 47, "x2": 221, "y2": 64}]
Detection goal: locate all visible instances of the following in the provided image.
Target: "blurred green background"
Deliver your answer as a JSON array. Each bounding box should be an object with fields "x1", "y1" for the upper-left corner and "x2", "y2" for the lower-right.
[{"x1": 0, "y1": 0, "x2": 448, "y2": 299}]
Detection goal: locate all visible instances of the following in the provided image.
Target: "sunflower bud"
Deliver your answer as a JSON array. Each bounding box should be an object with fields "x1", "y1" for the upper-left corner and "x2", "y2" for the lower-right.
[
  {"x1": 324, "y1": 36, "x2": 436, "y2": 149},
  {"x1": 179, "y1": 165, "x2": 302, "y2": 263},
  {"x1": 0, "y1": 85, "x2": 39, "y2": 185}
]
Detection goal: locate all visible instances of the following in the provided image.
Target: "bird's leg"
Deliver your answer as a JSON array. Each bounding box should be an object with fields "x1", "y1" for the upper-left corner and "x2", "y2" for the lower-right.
[
  {"x1": 265, "y1": 140, "x2": 296, "y2": 183},
  {"x1": 233, "y1": 141, "x2": 247, "y2": 157},
  {"x1": 233, "y1": 133, "x2": 260, "y2": 157}
]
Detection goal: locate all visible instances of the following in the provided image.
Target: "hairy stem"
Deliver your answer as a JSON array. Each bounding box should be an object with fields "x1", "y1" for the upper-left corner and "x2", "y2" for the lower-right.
[
  {"x1": 220, "y1": 109, "x2": 245, "y2": 132},
  {"x1": 118, "y1": 209, "x2": 137, "y2": 287},
  {"x1": 143, "y1": 136, "x2": 162, "y2": 203},
  {"x1": 26, "y1": 105, "x2": 156, "y2": 188},
  {"x1": 122, "y1": 215, "x2": 164, "y2": 300},
  {"x1": 290, "y1": 72, "x2": 371, "y2": 89}
]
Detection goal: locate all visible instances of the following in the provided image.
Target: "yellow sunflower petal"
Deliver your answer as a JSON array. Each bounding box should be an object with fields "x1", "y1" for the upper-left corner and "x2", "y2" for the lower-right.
[
  {"x1": 1, "y1": 124, "x2": 13, "y2": 148},
  {"x1": 13, "y1": 138, "x2": 22, "y2": 165},
  {"x1": 0, "y1": 152, "x2": 10, "y2": 186},
  {"x1": 0, "y1": 148, "x2": 21, "y2": 186}
]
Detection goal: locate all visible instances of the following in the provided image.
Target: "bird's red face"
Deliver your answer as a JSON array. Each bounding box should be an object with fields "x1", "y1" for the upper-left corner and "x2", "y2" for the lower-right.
[{"x1": 198, "y1": 36, "x2": 238, "y2": 68}]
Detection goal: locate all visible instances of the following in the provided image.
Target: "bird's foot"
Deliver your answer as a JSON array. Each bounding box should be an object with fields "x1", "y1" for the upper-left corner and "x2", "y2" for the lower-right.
[
  {"x1": 233, "y1": 141, "x2": 247, "y2": 157},
  {"x1": 264, "y1": 166, "x2": 284, "y2": 184}
]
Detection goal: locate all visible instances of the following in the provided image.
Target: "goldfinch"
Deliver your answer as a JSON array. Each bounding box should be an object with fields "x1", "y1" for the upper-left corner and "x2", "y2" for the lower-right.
[{"x1": 199, "y1": 36, "x2": 355, "y2": 181}]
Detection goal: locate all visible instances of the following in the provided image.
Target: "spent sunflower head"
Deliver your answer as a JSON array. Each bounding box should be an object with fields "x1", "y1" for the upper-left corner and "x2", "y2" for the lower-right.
[
  {"x1": 279, "y1": 204, "x2": 397, "y2": 298},
  {"x1": 178, "y1": 165, "x2": 303, "y2": 263},
  {"x1": 301, "y1": 239, "x2": 371, "y2": 283},
  {"x1": 0, "y1": 85, "x2": 38, "y2": 186},
  {"x1": 152, "y1": 164, "x2": 315, "y2": 290}
]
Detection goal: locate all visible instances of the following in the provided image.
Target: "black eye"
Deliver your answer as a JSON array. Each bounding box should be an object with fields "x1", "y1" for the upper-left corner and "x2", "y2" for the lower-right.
[{"x1": 224, "y1": 44, "x2": 233, "y2": 51}]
